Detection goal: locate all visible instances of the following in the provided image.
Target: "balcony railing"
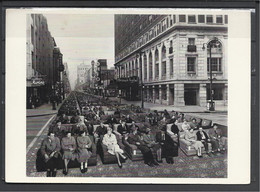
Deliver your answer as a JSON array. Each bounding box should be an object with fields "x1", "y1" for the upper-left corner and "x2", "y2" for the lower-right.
[{"x1": 187, "y1": 45, "x2": 197, "y2": 52}]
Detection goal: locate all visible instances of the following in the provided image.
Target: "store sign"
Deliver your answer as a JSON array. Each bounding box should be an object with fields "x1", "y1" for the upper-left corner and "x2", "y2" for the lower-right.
[{"x1": 31, "y1": 78, "x2": 45, "y2": 86}]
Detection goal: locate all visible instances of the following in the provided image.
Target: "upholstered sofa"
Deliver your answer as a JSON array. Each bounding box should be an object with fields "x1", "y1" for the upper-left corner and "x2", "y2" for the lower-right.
[
  {"x1": 178, "y1": 129, "x2": 212, "y2": 156},
  {"x1": 36, "y1": 135, "x2": 97, "y2": 172},
  {"x1": 98, "y1": 134, "x2": 126, "y2": 164}
]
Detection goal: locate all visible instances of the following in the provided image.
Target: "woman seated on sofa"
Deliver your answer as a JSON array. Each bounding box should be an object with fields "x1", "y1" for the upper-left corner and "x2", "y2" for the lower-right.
[
  {"x1": 61, "y1": 131, "x2": 77, "y2": 175},
  {"x1": 76, "y1": 130, "x2": 92, "y2": 173},
  {"x1": 102, "y1": 127, "x2": 127, "y2": 168},
  {"x1": 184, "y1": 128, "x2": 204, "y2": 158}
]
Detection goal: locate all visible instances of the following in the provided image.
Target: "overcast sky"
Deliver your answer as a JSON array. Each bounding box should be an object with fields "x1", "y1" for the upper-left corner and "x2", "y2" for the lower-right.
[{"x1": 43, "y1": 14, "x2": 115, "y2": 90}]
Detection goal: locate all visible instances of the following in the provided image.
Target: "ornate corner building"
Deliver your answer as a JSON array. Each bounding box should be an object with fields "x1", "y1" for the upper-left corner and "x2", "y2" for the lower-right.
[{"x1": 114, "y1": 14, "x2": 228, "y2": 107}]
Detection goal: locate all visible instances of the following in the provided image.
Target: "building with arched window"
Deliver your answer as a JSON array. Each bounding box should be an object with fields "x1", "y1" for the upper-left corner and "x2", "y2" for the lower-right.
[{"x1": 114, "y1": 14, "x2": 228, "y2": 107}]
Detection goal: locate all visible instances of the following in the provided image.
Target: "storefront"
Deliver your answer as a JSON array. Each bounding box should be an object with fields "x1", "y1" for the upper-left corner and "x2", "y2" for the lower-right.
[{"x1": 117, "y1": 76, "x2": 139, "y2": 101}]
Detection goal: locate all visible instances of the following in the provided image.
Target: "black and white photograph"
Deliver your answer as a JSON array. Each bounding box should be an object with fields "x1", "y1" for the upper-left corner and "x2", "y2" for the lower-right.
[{"x1": 5, "y1": 8, "x2": 251, "y2": 184}]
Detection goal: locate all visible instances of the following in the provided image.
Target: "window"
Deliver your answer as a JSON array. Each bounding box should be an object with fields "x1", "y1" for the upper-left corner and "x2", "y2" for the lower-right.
[
  {"x1": 155, "y1": 64, "x2": 159, "y2": 77},
  {"x1": 188, "y1": 15, "x2": 196, "y2": 23},
  {"x1": 188, "y1": 38, "x2": 195, "y2": 45},
  {"x1": 187, "y1": 57, "x2": 196, "y2": 72},
  {"x1": 179, "y1": 15, "x2": 186, "y2": 22},
  {"x1": 170, "y1": 58, "x2": 174, "y2": 76},
  {"x1": 169, "y1": 40, "x2": 173, "y2": 54},
  {"x1": 224, "y1": 15, "x2": 228, "y2": 24},
  {"x1": 162, "y1": 88, "x2": 167, "y2": 100},
  {"x1": 206, "y1": 15, "x2": 213, "y2": 23},
  {"x1": 162, "y1": 46, "x2": 166, "y2": 59},
  {"x1": 207, "y1": 58, "x2": 222, "y2": 72},
  {"x1": 198, "y1": 15, "x2": 205, "y2": 23},
  {"x1": 216, "y1": 15, "x2": 223, "y2": 24},
  {"x1": 162, "y1": 61, "x2": 166, "y2": 77}
]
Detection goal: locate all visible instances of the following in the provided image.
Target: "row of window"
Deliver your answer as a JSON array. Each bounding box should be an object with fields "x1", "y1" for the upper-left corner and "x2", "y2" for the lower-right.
[
  {"x1": 118, "y1": 56, "x2": 222, "y2": 79},
  {"x1": 116, "y1": 14, "x2": 227, "y2": 62}
]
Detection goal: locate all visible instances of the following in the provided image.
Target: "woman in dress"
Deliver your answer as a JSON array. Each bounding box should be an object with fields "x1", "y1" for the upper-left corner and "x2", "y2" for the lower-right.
[
  {"x1": 76, "y1": 131, "x2": 92, "y2": 173},
  {"x1": 184, "y1": 128, "x2": 204, "y2": 157},
  {"x1": 102, "y1": 127, "x2": 127, "y2": 168},
  {"x1": 61, "y1": 131, "x2": 77, "y2": 175}
]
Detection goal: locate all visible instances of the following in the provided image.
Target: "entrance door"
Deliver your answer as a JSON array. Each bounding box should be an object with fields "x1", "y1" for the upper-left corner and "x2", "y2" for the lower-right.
[{"x1": 184, "y1": 89, "x2": 197, "y2": 105}]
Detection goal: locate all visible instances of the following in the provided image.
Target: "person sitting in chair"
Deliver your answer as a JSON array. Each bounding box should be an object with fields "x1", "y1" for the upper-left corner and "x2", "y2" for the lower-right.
[
  {"x1": 143, "y1": 128, "x2": 162, "y2": 163},
  {"x1": 127, "y1": 127, "x2": 157, "y2": 167},
  {"x1": 208, "y1": 124, "x2": 228, "y2": 153},
  {"x1": 196, "y1": 127, "x2": 218, "y2": 155},
  {"x1": 40, "y1": 131, "x2": 61, "y2": 177},
  {"x1": 102, "y1": 127, "x2": 127, "y2": 168}
]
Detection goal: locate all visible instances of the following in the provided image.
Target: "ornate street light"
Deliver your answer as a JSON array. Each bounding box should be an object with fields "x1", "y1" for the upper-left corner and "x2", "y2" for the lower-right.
[{"x1": 202, "y1": 37, "x2": 221, "y2": 111}]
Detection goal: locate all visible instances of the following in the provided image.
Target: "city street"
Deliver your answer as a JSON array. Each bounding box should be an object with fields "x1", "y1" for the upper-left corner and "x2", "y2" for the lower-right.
[{"x1": 26, "y1": 93, "x2": 227, "y2": 178}]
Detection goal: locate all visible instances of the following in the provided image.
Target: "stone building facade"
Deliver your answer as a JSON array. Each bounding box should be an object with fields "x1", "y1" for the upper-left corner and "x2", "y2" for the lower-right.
[{"x1": 114, "y1": 14, "x2": 228, "y2": 107}]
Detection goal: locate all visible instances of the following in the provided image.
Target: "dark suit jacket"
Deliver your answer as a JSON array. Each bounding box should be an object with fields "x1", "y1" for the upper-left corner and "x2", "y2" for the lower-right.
[
  {"x1": 117, "y1": 124, "x2": 129, "y2": 134},
  {"x1": 196, "y1": 131, "x2": 209, "y2": 141},
  {"x1": 171, "y1": 124, "x2": 180, "y2": 135}
]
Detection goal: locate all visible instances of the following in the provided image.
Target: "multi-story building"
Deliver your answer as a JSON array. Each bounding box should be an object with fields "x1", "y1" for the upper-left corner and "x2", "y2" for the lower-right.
[
  {"x1": 62, "y1": 62, "x2": 71, "y2": 98},
  {"x1": 76, "y1": 63, "x2": 90, "y2": 85},
  {"x1": 114, "y1": 14, "x2": 228, "y2": 107},
  {"x1": 26, "y1": 14, "x2": 63, "y2": 108}
]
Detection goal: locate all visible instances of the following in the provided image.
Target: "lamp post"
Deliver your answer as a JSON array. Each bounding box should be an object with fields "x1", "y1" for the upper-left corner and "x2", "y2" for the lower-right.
[{"x1": 202, "y1": 37, "x2": 220, "y2": 111}]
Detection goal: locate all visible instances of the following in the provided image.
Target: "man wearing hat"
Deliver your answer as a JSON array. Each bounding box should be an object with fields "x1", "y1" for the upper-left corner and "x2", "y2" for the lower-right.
[
  {"x1": 156, "y1": 125, "x2": 177, "y2": 164},
  {"x1": 143, "y1": 127, "x2": 162, "y2": 163},
  {"x1": 127, "y1": 126, "x2": 157, "y2": 167}
]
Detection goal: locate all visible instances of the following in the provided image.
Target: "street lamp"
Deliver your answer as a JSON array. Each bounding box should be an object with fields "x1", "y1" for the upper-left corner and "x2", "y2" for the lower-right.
[{"x1": 202, "y1": 37, "x2": 220, "y2": 111}]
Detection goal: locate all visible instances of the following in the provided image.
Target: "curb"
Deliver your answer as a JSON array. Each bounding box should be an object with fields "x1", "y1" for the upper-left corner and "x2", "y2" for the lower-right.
[{"x1": 27, "y1": 112, "x2": 57, "y2": 117}]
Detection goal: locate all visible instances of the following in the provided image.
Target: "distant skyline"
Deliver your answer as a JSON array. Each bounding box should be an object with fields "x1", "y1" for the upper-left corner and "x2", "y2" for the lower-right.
[{"x1": 44, "y1": 14, "x2": 115, "y2": 90}]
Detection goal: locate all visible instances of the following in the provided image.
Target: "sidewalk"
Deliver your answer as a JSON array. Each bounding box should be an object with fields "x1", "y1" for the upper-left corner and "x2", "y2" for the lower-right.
[
  {"x1": 111, "y1": 97, "x2": 227, "y2": 113},
  {"x1": 27, "y1": 103, "x2": 60, "y2": 117}
]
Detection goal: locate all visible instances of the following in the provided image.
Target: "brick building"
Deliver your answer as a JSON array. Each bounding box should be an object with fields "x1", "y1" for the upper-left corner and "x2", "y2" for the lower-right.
[
  {"x1": 114, "y1": 14, "x2": 228, "y2": 107},
  {"x1": 26, "y1": 14, "x2": 64, "y2": 108}
]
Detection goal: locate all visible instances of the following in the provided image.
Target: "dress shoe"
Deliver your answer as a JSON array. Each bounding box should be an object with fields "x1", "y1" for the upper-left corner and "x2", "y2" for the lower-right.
[
  {"x1": 118, "y1": 163, "x2": 123, "y2": 168},
  {"x1": 147, "y1": 162, "x2": 154, "y2": 167},
  {"x1": 198, "y1": 155, "x2": 203, "y2": 158},
  {"x1": 63, "y1": 169, "x2": 68, "y2": 175},
  {"x1": 84, "y1": 168, "x2": 88, "y2": 173},
  {"x1": 153, "y1": 161, "x2": 159, "y2": 166},
  {"x1": 80, "y1": 168, "x2": 85, "y2": 173},
  {"x1": 46, "y1": 171, "x2": 51, "y2": 177},
  {"x1": 157, "y1": 160, "x2": 163, "y2": 163}
]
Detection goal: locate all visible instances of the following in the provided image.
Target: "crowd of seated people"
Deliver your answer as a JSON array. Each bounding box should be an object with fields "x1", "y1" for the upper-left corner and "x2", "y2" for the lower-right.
[{"x1": 39, "y1": 91, "x2": 227, "y2": 177}]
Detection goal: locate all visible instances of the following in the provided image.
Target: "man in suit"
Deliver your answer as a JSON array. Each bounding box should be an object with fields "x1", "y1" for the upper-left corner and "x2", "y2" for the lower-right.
[
  {"x1": 127, "y1": 127, "x2": 157, "y2": 167},
  {"x1": 208, "y1": 124, "x2": 227, "y2": 153},
  {"x1": 196, "y1": 127, "x2": 218, "y2": 154},
  {"x1": 117, "y1": 121, "x2": 129, "y2": 135},
  {"x1": 94, "y1": 122, "x2": 107, "y2": 140},
  {"x1": 143, "y1": 128, "x2": 162, "y2": 163},
  {"x1": 156, "y1": 125, "x2": 178, "y2": 164}
]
